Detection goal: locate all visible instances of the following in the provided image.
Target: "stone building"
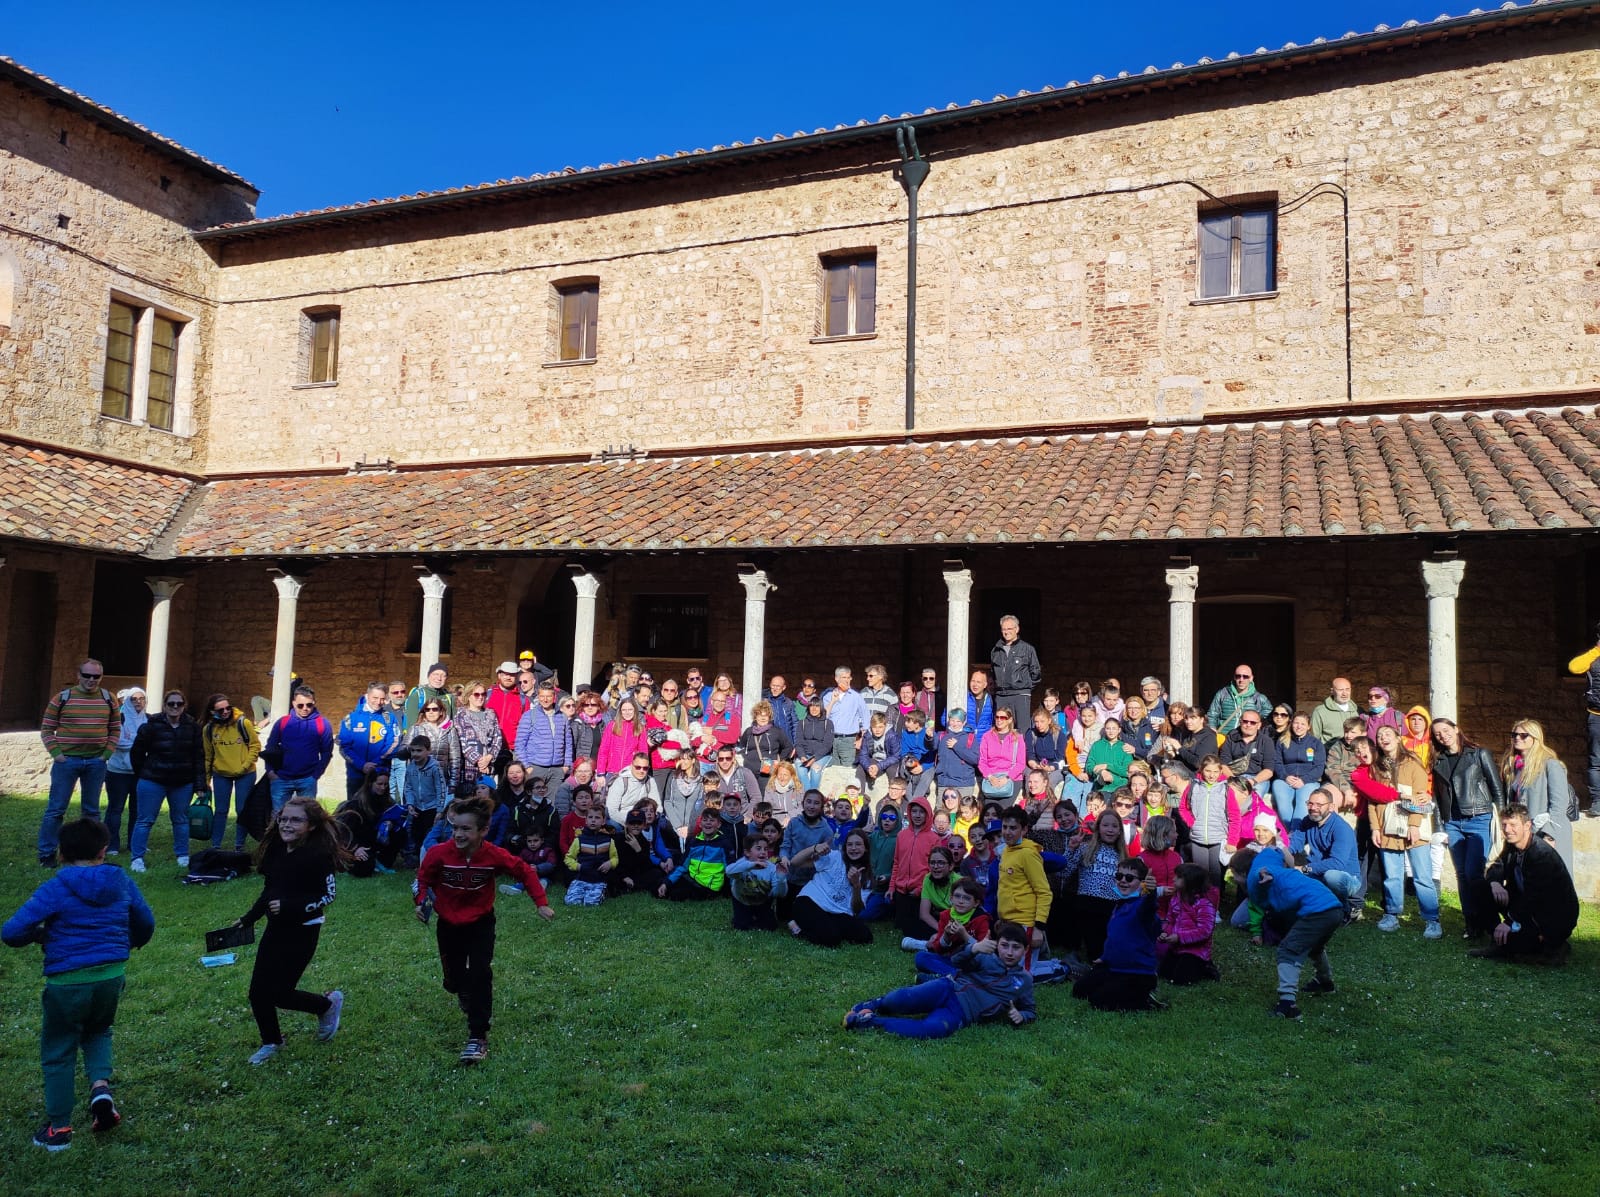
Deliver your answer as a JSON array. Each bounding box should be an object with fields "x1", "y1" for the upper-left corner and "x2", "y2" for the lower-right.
[{"x1": 3, "y1": 4, "x2": 1600, "y2": 887}]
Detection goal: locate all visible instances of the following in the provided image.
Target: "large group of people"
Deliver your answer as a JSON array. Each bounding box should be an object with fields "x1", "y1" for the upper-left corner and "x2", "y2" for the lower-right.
[{"x1": 9, "y1": 620, "x2": 1588, "y2": 1145}]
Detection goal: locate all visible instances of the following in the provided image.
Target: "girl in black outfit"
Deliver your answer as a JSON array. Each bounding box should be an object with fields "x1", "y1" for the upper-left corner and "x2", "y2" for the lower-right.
[{"x1": 235, "y1": 795, "x2": 348, "y2": 1065}]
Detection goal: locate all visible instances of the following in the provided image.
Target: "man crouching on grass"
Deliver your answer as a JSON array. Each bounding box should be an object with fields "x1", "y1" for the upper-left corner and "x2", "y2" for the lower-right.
[
  {"x1": 417, "y1": 794, "x2": 553, "y2": 1064},
  {"x1": 1242, "y1": 845, "x2": 1344, "y2": 1021}
]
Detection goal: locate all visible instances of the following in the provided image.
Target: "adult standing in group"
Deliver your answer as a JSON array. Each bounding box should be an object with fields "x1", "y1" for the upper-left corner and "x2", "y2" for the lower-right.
[
  {"x1": 1310, "y1": 677, "x2": 1358, "y2": 744},
  {"x1": 1353, "y1": 725, "x2": 1440, "y2": 939},
  {"x1": 1430, "y1": 717, "x2": 1506, "y2": 938},
  {"x1": 104, "y1": 686, "x2": 147, "y2": 857},
  {"x1": 990, "y1": 616, "x2": 1042, "y2": 728},
  {"x1": 1566, "y1": 622, "x2": 1600, "y2": 812},
  {"x1": 484, "y1": 661, "x2": 528, "y2": 772},
  {"x1": 966, "y1": 670, "x2": 997, "y2": 738},
  {"x1": 764, "y1": 676, "x2": 797, "y2": 742},
  {"x1": 338, "y1": 684, "x2": 400, "y2": 800},
  {"x1": 203, "y1": 693, "x2": 261, "y2": 851},
  {"x1": 1469, "y1": 804, "x2": 1579, "y2": 964},
  {"x1": 1138, "y1": 677, "x2": 1168, "y2": 724},
  {"x1": 515, "y1": 681, "x2": 572, "y2": 791},
  {"x1": 1206, "y1": 664, "x2": 1272, "y2": 736},
  {"x1": 452, "y1": 681, "x2": 504, "y2": 796},
  {"x1": 1500, "y1": 720, "x2": 1575, "y2": 875},
  {"x1": 404, "y1": 663, "x2": 454, "y2": 730},
  {"x1": 38, "y1": 659, "x2": 120, "y2": 867},
  {"x1": 915, "y1": 668, "x2": 944, "y2": 731},
  {"x1": 262, "y1": 687, "x2": 334, "y2": 812},
  {"x1": 128, "y1": 689, "x2": 205, "y2": 873},
  {"x1": 823, "y1": 666, "x2": 869, "y2": 773}
]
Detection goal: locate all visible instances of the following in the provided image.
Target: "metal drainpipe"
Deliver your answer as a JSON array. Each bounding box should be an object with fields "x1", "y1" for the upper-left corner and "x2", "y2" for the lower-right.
[{"x1": 896, "y1": 126, "x2": 929, "y2": 434}]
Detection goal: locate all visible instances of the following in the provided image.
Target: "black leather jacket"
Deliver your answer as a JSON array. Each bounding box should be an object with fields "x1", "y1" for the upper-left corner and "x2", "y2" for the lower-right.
[{"x1": 1431, "y1": 745, "x2": 1505, "y2": 820}]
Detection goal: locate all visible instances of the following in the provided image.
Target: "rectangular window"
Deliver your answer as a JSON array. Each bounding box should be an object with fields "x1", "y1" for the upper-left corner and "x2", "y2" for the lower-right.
[
  {"x1": 101, "y1": 300, "x2": 138, "y2": 419},
  {"x1": 1197, "y1": 206, "x2": 1276, "y2": 299},
  {"x1": 823, "y1": 253, "x2": 876, "y2": 336},
  {"x1": 309, "y1": 310, "x2": 339, "y2": 383},
  {"x1": 557, "y1": 282, "x2": 598, "y2": 362},
  {"x1": 146, "y1": 315, "x2": 180, "y2": 431},
  {"x1": 628, "y1": 594, "x2": 709, "y2": 659}
]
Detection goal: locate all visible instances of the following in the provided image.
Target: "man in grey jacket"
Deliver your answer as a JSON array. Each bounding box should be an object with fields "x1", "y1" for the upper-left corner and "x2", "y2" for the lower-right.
[{"x1": 990, "y1": 616, "x2": 1042, "y2": 727}]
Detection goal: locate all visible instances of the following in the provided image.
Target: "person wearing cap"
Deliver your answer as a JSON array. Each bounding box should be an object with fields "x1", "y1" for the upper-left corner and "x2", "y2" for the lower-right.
[
  {"x1": 404, "y1": 665, "x2": 454, "y2": 731},
  {"x1": 519, "y1": 649, "x2": 554, "y2": 687},
  {"x1": 103, "y1": 686, "x2": 148, "y2": 857}
]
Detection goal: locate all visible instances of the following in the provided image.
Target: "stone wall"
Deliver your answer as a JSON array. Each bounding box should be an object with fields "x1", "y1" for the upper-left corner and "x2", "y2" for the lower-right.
[
  {"x1": 0, "y1": 76, "x2": 252, "y2": 471},
  {"x1": 203, "y1": 25, "x2": 1600, "y2": 473}
]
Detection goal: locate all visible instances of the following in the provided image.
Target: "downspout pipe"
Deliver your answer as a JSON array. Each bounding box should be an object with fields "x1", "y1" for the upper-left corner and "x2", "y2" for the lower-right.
[{"x1": 896, "y1": 126, "x2": 929, "y2": 434}]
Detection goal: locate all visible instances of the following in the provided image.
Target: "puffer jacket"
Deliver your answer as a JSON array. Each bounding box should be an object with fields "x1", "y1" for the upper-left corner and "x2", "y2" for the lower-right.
[
  {"x1": 2, "y1": 865, "x2": 156, "y2": 976},
  {"x1": 1431, "y1": 745, "x2": 1505, "y2": 820},
  {"x1": 130, "y1": 714, "x2": 205, "y2": 788}
]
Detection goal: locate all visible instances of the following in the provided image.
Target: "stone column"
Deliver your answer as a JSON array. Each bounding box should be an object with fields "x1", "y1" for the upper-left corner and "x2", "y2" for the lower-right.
[
  {"x1": 143, "y1": 577, "x2": 183, "y2": 703},
  {"x1": 416, "y1": 573, "x2": 449, "y2": 686},
  {"x1": 270, "y1": 573, "x2": 304, "y2": 720},
  {"x1": 942, "y1": 566, "x2": 973, "y2": 714},
  {"x1": 570, "y1": 571, "x2": 601, "y2": 693},
  {"x1": 738, "y1": 570, "x2": 773, "y2": 730},
  {"x1": 1165, "y1": 565, "x2": 1200, "y2": 707},
  {"x1": 1422, "y1": 558, "x2": 1466, "y2": 722}
]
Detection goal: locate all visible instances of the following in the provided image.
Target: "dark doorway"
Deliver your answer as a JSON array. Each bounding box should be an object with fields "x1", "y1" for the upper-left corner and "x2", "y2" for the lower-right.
[
  {"x1": 517, "y1": 571, "x2": 577, "y2": 690},
  {"x1": 2, "y1": 569, "x2": 58, "y2": 727},
  {"x1": 1197, "y1": 599, "x2": 1296, "y2": 711},
  {"x1": 88, "y1": 560, "x2": 149, "y2": 676}
]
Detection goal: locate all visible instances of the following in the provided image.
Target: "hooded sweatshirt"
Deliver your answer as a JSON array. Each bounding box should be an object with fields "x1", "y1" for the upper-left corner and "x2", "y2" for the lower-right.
[
  {"x1": 205, "y1": 707, "x2": 262, "y2": 779},
  {"x1": 890, "y1": 797, "x2": 943, "y2": 896},
  {"x1": 1247, "y1": 851, "x2": 1343, "y2": 920},
  {"x1": 1401, "y1": 704, "x2": 1433, "y2": 781},
  {"x1": 1101, "y1": 891, "x2": 1160, "y2": 976},
  {"x1": 996, "y1": 835, "x2": 1052, "y2": 927},
  {"x1": 108, "y1": 695, "x2": 148, "y2": 774},
  {"x1": 3, "y1": 864, "x2": 156, "y2": 977},
  {"x1": 1309, "y1": 694, "x2": 1357, "y2": 745}
]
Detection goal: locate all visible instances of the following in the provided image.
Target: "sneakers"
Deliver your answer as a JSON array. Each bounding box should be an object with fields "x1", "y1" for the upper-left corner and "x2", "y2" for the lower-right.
[
  {"x1": 32, "y1": 1123, "x2": 72, "y2": 1151},
  {"x1": 129, "y1": 858, "x2": 147, "y2": 874},
  {"x1": 175, "y1": 855, "x2": 189, "y2": 868},
  {"x1": 1271, "y1": 999, "x2": 1302, "y2": 1020},
  {"x1": 106, "y1": 848, "x2": 120, "y2": 858},
  {"x1": 1376, "y1": 914, "x2": 1400, "y2": 932},
  {"x1": 89, "y1": 1086, "x2": 120, "y2": 1133},
  {"x1": 38, "y1": 855, "x2": 58, "y2": 869},
  {"x1": 1302, "y1": 978, "x2": 1337, "y2": 996},
  {"x1": 1422, "y1": 922, "x2": 1443, "y2": 940},
  {"x1": 248, "y1": 1043, "x2": 281, "y2": 1066},
  {"x1": 317, "y1": 990, "x2": 343, "y2": 1041},
  {"x1": 498, "y1": 883, "x2": 525, "y2": 896},
  {"x1": 459, "y1": 1037, "x2": 489, "y2": 1064},
  {"x1": 843, "y1": 1002, "x2": 878, "y2": 1029},
  {"x1": 900, "y1": 937, "x2": 925, "y2": 951}
]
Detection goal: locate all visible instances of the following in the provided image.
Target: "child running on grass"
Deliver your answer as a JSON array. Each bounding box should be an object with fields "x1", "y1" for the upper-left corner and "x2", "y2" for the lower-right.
[
  {"x1": 4, "y1": 818, "x2": 154, "y2": 1151},
  {"x1": 417, "y1": 794, "x2": 553, "y2": 1063},
  {"x1": 843, "y1": 919, "x2": 1035, "y2": 1039},
  {"x1": 236, "y1": 795, "x2": 347, "y2": 1066}
]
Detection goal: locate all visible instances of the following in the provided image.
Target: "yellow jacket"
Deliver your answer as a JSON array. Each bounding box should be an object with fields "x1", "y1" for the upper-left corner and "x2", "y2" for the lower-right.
[
  {"x1": 204, "y1": 709, "x2": 261, "y2": 779},
  {"x1": 997, "y1": 836, "x2": 1052, "y2": 928}
]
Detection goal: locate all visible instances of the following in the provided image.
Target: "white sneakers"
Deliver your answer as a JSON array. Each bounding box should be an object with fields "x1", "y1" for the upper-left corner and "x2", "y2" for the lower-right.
[
  {"x1": 129, "y1": 858, "x2": 147, "y2": 873},
  {"x1": 175, "y1": 855, "x2": 189, "y2": 868}
]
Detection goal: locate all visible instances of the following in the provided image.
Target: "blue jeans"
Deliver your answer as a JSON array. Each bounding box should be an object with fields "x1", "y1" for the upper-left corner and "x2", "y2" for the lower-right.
[
  {"x1": 211, "y1": 774, "x2": 255, "y2": 849},
  {"x1": 1587, "y1": 712, "x2": 1600, "y2": 809},
  {"x1": 1317, "y1": 869, "x2": 1362, "y2": 905},
  {"x1": 859, "y1": 891, "x2": 894, "y2": 921},
  {"x1": 1061, "y1": 775, "x2": 1091, "y2": 811},
  {"x1": 131, "y1": 780, "x2": 194, "y2": 861},
  {"x1": 269, "y1": 776, "x2": 318, "y2": 812},
  {"x1": 796, "y1": 756, "x2": 830, "y2": 793},
  {"x1": 1445, "y1": 812, "x2": 1494, "y2": 931},
  {"x1": 1380, "y1": 843, "x2": 1439, "y2": 922},
  {"x1": 866, "y1": 977, "x2": 968, "y2": 1039},
  {"x1": 912, "y1": 949, "x2": 960, "y2": 976},
  {"x1": 39, "y1": 756, "x2": 107, "y2": 860},
  {"x1": 103, "y1": 770, "x2": 135, "y2": 852},
  {"x1": 1270, "y1": 780, "x2": 1318, "y2": 828}
]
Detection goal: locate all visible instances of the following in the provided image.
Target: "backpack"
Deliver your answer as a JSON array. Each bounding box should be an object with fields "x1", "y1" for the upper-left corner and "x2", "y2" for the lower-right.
[
  {"x1": 58, "y1": 687, "x2": 115, "y2": 717},
  {"x1": 375, "y1": 803, "x2": 410, "y2": 848},
  {"x1": 188, "y1": 796, "x2": 214, "y2": 840},
  {"x1": 181, "y1": 848, "x2": 254, "y2": 885}
]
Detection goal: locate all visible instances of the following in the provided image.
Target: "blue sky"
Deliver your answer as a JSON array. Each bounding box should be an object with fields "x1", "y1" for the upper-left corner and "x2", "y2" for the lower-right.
[{"x1": 9, "y1": 1, "x2": 1438, "y2": 216}]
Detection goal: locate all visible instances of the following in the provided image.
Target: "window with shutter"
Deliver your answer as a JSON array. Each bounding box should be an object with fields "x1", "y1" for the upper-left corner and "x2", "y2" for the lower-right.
[{"x1": 1195, "y1": 203, "x2": 1276, "y2": 299}]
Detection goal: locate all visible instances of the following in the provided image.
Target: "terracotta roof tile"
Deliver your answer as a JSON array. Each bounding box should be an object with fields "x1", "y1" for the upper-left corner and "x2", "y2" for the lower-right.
[
  {"x1": 0, "y1": 442, "x2": 195, "y2": 554},
  {"x1": 152, "y1": 405, "x2": 1600, "y2": 559}
]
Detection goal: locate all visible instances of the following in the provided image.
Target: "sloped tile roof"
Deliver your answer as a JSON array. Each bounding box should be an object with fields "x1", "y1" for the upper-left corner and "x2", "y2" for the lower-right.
[
  {"x1": 197, "y1": 0, "x2": 1594, "y2": 239},
  {"x1": 0, "y1": 441, "x2": 197, "y2": 555},
  {"x1": 168, "y1": 406, "x2": 1600, "y2": 559}
]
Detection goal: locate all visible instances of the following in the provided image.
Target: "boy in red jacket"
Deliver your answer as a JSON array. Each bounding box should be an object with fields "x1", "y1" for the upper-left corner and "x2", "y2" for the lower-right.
[{"x1": 416, "y1": 794, "x2": 553, "y2": 1063}]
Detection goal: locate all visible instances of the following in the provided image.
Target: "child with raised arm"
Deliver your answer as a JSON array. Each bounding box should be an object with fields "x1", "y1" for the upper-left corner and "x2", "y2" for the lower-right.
[
  {"x1": 1071, "y1": 857, "x2": 1165, "y2": 1012},
  {"x1": 417, "y1": 794, "x2": 553, "y2": 1063},
  {"x1": 843, "y1": 919, "x2": 1035, "y2": 1039},
  {"x1": 4, "y1": 818, "x2": 154, "y2": 1151}
]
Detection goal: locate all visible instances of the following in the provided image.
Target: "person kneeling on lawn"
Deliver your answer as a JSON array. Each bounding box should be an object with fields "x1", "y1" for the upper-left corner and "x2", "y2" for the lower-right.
[
  {"x1": 1469, "y1": 803, "x2": 1579, "y2": 965},
  {"x1": 843, "y1": 919, "x2": 1035, "y2": 1039},
  {"x1": 1071, "y1": 857, "x2": 1165, "y2": 1011},
  {"x1": 417, "y1": 794, "x2": 553, "y2": 1064},
  {"x1": 1243, "y1": 845, "x2": 1344, "y2": 1020}
]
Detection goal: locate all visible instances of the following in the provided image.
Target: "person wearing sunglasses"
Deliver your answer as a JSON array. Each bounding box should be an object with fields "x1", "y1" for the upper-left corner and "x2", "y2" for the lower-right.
[
  {"x1": 1204, "y1": 664, "x2": 1273, "y2": 737},
  {"x1": 127, "y1": 690, "x2": 206, "y2": 873},
  {"x1": 262, "y1": 686, "x2": 334, "y2": 814},
  {"x1": 337, "y1": 684, "x2": 401, "y2": 801},
  {"x1": 37, "y1": 659, "x2": 121, "y2": 867},
  {"x1": 1500, "y1": 720, "x2": 1575, "y2": 875}
]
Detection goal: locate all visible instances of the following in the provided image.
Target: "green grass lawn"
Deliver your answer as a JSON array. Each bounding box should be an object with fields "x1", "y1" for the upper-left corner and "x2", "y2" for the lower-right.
[{"x1": 1, "y1": 793, "x2": 1596, "y2": 1197}]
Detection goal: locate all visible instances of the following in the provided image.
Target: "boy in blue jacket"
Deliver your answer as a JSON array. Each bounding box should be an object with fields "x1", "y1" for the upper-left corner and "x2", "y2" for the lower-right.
[
  {"x1": 3, "y1": 818, "x2": 155, "y2": 1151},
  {"x1": 843, "y1": 919, "x2": 1036, "y2": 1039},
  {"x1": 1245, "y1": 845, "x2": 1344, "y2": 1019},
  {"x1": 1071, "y1": 857, "x2": 1166, "y2": 1011}
]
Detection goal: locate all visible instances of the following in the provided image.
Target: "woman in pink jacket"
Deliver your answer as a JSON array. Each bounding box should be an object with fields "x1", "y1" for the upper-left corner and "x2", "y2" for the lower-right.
[
  {"x1": 977, "y1": 708, "x2": 1028, "y2": 800},
  {"x1": 596, "y1": 698, "x2": 650, "y2": 785}
]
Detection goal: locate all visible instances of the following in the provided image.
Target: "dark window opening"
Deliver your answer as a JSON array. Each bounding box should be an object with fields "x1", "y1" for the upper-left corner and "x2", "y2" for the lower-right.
[
  {"x1": 628, "y1": 594, "x2": 709, "y2": 659},
  {"x1": 87, "y1": 561, "x2": 150, "y2": 676}
]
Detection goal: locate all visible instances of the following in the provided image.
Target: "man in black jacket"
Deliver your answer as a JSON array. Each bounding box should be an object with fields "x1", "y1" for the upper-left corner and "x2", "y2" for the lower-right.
[
  {"x1": 1469, "y1": 805, "x2": 1579, "y2": 964},
  {"x1": 990, "y1": 616, "x2": 1042, "y2": 727}
]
